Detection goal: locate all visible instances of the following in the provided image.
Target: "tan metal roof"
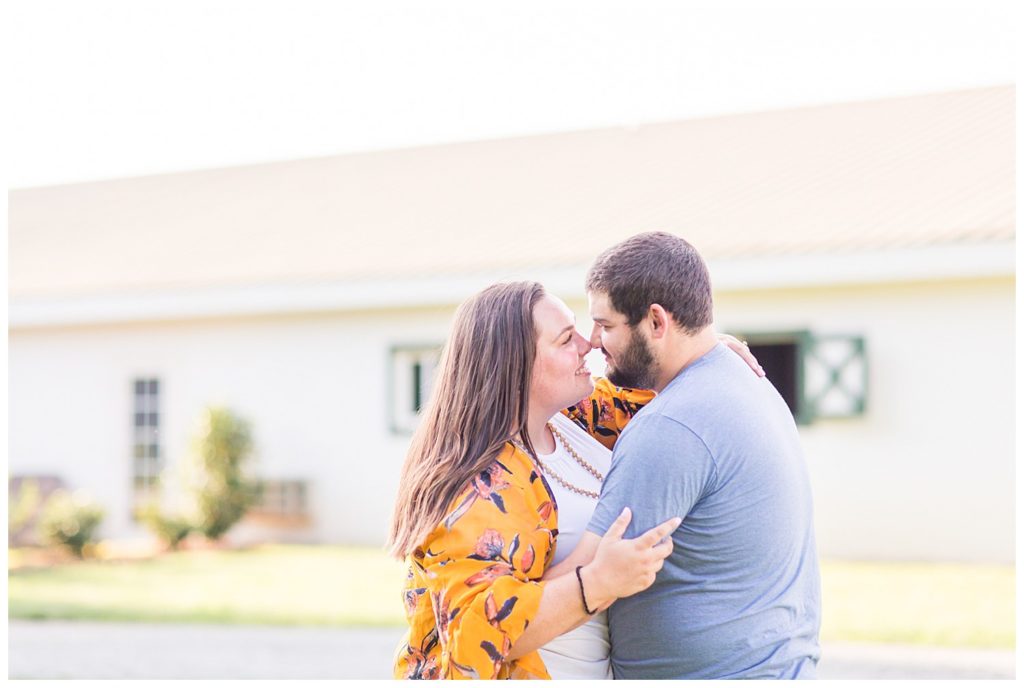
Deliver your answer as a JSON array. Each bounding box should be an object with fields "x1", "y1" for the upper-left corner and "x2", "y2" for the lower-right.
[{"x1": 10, "y1": 86, "x2": 1014, "y2": 299}]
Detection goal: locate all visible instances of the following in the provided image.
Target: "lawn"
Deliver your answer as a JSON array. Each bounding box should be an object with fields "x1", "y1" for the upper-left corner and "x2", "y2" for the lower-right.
[
  {"x1": 818, "y1": 559, "x2": 1015, "y2": 648},
  {"x1": 8, "y1": 545, "x2": 1015, "y2": 648},
  {"x1": 9, "y1": 545, "x2": 408, "y2": 627}
]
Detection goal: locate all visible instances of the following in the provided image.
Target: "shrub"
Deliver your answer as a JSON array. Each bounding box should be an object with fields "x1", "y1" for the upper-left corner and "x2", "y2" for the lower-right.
[
  {"x1": 9, "y1": 477, "x2": 41, "y2": 541},
  {"x1": 137, "y1": 502, "x2": 193, "y2": 550},
  {"x1": 38, "y1": 489, "x2": 105, "y2": 557},
  {"x1": 193, "y1": 407, "x2": 258, "y2": 540}
]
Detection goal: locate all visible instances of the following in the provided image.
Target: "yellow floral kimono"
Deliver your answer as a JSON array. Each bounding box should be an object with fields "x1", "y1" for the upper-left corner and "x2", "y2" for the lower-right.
[
  {"x1": 563, "y1": 378, "x2": 655, "y2": 452},
  {"x1": 394, "y1": 379, "x2": 654, "y2": 680}
]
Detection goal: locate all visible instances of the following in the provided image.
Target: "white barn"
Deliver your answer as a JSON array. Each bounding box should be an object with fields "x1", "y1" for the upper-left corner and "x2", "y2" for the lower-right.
[{"x1": 9, "y1": 85, "x2": 1014, "y2": 563}]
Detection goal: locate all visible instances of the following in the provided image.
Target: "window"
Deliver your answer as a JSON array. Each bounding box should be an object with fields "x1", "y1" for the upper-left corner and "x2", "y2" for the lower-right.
[
  {"x1": 736, "y1": 331, "x2": 866, "y2": 425},
  {"x1": 252, "y1": 480, "x2": 308, "y2": 517},
  {"x1": 132, "y1": 377, "x2": 161, "y2": 502},
  {"x1": 390, "y1": 345, "x2": 442, "y2": 433}
]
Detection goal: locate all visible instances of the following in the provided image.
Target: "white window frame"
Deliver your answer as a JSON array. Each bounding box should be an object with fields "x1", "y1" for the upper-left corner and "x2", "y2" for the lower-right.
[
  {"x1": 389, "y1": 344, "x2": 442, "y2": 434},
  {"x1": 131, "y1": 377, "x2": 162, "y2": 503},
  {"x1": 252, "y1": 479, "x2": 309, "y2": 517}
]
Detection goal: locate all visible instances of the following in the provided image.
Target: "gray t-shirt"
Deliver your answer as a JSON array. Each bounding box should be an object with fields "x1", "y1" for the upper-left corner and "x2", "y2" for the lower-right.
[{"x1": 587, "y1": 343, "x2": 821, "y2": 679}]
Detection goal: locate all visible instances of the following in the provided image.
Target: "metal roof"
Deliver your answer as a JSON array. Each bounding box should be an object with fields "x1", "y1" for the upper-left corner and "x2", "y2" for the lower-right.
[{"x1": 10, "y1": 85, "x2": 1014, "y2": 299}]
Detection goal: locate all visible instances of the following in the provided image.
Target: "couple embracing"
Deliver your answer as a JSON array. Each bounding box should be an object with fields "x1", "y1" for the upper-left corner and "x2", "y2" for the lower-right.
[{"x1": 388, "y1": 232, "x2": 821, "y2": 680}]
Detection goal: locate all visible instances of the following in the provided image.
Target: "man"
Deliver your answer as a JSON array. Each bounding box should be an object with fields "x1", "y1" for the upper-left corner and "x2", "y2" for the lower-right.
[{"x1": 565, "y1": 231, "x2": 821, "y2": 679}]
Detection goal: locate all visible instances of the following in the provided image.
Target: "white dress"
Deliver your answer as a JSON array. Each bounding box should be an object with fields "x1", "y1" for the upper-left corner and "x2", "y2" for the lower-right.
[{"x1": 536, "y1": 412, "x2": 615, "y2": 680}]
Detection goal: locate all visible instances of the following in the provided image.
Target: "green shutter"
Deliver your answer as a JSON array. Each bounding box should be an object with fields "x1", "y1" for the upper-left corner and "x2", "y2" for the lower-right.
[
  {"x1": 731, "y1": 330, "x2": 867, "y2": 425},
  {"x1": 801, "y1": 334, "x2": 867, "y2": 420}
]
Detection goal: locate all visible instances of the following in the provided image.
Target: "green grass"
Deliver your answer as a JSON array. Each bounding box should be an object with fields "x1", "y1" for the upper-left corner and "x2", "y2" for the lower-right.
[
  {"x1": 9, "y1": 546, "x2": 1015, "y2": 648},
  {"x1": 9, "y1": 544, "x2": 407, "y2": 627},
  {"x1": 819, "y1": 559, "x2": 1015, "y2": 648}
]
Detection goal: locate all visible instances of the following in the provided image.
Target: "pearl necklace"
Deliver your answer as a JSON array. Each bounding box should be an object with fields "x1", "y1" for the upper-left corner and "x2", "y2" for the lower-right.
[{"x1": 512, "y1": 422, "x2": 604, "y2": 500}]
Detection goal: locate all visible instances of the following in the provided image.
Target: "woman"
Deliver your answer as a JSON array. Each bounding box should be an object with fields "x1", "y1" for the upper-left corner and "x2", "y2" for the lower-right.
[{"x1": 388, "y1": 281, "x2": 757, "y2": 680}]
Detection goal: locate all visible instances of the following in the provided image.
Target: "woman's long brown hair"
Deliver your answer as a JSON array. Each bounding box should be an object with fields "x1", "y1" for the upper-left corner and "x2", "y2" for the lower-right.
[{"x1": 386, "y1": 281, "x2": 545, "y2": 559}]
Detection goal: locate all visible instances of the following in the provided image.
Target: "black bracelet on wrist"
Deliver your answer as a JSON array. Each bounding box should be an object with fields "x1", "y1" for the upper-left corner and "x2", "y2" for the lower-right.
[{"x1": 575, "y1": 565, "x2": 598, "y2": 615}]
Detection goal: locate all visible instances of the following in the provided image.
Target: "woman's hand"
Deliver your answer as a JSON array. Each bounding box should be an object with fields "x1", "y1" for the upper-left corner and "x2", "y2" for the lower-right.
[
  {"x1": 718, "y1": 333, "x2": 765, "y2": 377},
  {"x1": 578, "y1": 507, "x2": 681, "y2": 609}
]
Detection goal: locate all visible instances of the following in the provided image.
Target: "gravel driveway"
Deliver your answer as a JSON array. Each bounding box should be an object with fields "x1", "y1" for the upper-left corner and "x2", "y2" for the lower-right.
[{"x1": 8, "y1": 620, "x2": 1015, "y2": 680}]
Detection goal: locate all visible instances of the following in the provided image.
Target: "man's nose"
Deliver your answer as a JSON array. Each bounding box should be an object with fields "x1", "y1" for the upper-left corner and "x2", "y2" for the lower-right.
[{"x1": 588, "y1": 324, "x2": 602, "y2": 350}]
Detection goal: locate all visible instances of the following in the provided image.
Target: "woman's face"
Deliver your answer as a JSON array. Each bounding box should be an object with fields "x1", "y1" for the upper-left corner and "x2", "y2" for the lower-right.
[{"x1": 529, "y1": 294, "x2": 595, "y2": 414}]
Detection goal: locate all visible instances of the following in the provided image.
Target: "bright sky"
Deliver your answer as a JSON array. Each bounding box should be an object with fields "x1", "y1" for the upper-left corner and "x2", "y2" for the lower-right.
[{"x1": 7, "y1": 0, "x2": 1015, "y2": 188}]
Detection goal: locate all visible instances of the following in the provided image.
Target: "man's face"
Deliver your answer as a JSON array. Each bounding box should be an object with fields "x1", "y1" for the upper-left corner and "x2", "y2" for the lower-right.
[{"x1": 588, "y1": 291, "x2": 658, "y2": 390}]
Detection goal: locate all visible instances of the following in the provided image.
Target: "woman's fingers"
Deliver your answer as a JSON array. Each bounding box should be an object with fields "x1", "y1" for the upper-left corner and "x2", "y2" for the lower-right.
[
  {"x1": 604, "y1": 507, "x2": 632, "y2": 541},
  {"x1": 595, "y1": 512, "x2": 683, "y2": 598},
  {"x1": 720, "y1": 332, "x2": 766, "y2": 377},
  {"x1": 639, "y1": 516, "x2": 682, "y2": 547},
  {"x1": 652, "y1": 537, "x2": 674, "y2": 559}
]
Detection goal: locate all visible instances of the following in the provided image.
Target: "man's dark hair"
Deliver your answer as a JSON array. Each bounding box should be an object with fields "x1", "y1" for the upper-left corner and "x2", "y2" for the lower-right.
[{"x1": 586, "y1": 231, "x2": 713, "y2": 333}]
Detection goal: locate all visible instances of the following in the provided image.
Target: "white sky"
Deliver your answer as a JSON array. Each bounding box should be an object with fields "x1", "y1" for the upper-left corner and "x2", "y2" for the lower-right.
[{"x1": 7, "y1": 0, "x2": 1016, "y2": 188}]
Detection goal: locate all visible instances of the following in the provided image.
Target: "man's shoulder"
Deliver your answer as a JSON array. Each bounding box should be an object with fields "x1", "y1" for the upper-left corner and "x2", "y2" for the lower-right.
[
  {"x1": 615, "y1": 409, "x2": 710, "y2": 459},
  {"x1": 662, "y1": 348, "x2": 777, "y2": 419}
]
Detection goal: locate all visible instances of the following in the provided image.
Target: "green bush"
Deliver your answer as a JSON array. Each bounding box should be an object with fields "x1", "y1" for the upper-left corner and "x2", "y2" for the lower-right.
[
  {"x1": 193, "y1": 407, "x2": 258, "y2": 540},
  {"x1": 38, "y1": 489, "x2": 105, "y2": 557},
  {"x1": 137, "y1": 502, "x2": 193, "y2": 550},
  {"x1": 9, "y1": 477, "x2": 41, "y2": 540}
]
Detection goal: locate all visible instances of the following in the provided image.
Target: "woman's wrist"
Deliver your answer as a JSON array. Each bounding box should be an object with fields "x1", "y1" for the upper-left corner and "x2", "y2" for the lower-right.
[{"x1": 578, "y1": 563, "x2": 615, "y2": 611}]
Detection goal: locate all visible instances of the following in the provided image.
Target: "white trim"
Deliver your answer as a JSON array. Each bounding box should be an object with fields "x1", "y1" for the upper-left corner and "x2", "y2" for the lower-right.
[
  {"x1": 711, "y1": 241, "x2": 1015, "y2": 291},
  {"x1": 9, "y1": 242, "x2": 1014, "y2": 328}
]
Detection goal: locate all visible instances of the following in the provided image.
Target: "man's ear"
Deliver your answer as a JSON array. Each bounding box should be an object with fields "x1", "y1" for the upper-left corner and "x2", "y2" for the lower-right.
[{"x1": 648, "y1": 304, "x2": 671, "y2": 339}]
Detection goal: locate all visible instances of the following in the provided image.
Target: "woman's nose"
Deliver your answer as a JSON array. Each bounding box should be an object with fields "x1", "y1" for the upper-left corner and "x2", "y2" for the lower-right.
[{"x1": 574, "y1": 331, "x2": 592, "y2": 355}]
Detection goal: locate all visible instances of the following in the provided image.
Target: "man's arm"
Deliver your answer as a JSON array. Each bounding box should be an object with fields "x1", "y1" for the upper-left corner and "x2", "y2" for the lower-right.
[{"x1": 585, "y1": 413, "x2": 716, "y2": 556}]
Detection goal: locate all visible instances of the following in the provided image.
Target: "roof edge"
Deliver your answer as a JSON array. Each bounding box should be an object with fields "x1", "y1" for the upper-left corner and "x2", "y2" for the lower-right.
[{"x1": 9, "y1": 241, "x2": 1014, "y2": 329}]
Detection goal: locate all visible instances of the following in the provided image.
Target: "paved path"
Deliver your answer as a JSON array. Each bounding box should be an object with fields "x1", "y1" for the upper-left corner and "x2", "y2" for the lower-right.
[{"x1": 8, "y1": 620, "x2": 1015, "y2": 680}]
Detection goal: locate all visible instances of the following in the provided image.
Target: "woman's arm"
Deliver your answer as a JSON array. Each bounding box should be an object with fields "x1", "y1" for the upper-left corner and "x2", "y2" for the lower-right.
[
  {"x1": 420, "y1": 505, "x2": 677, "y2": 674},
  {"x1": 507, "y1": 508, "x2": 679, "y2": 660},
  {"x1": 562, "y1": 379, "x2": 654, "y2": 450},
  {"x1": 543, "y1": 530, "x2": 600, "y2": 582}
]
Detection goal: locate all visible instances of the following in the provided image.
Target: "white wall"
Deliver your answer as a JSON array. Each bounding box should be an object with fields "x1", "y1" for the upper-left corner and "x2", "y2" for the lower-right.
[
  {"x1": 713, "y1": 277, "x2": 1015, "y2": 563},
  {"x1": 9, "y1": 275, "x2": 1014, "y2": 562},
  {"x1": 9, "y1": 306, "x2": 457, "y2": 545},
  {"x1": 556, "y1": 278, "x2": 1013, "y2": 564}
]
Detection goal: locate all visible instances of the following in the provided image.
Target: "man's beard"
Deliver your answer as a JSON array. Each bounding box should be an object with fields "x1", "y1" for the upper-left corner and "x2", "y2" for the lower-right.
[{"x1": 605, "y1": 328, "x2": 657, "y2": 390}]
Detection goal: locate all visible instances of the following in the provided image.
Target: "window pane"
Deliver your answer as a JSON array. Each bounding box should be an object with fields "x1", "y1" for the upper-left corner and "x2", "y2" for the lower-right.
[
  {"x1": 134, "y1": 443, "x2": 146, "y2": 458},
  {"x1": 148, "y1": 412, "x2": 159, "y2": 426},
  {"x1": 135, "y1": 380, "x2": 146, "y2": 395},
  {"x1": 412, "y1": 361, "x2": 423, "y2": 412},
  {"x1": 148, "y1": 380, "x2": 159, "y2": 395},
  {"x1": 148, "y1": 444, "x2": 160, "y2": 458},
  {"x1": 748, "y1": 342, "x2": 800, "y2": 416},
  {"x1": 134, "y1": 412, "x2": 146, "y2": 427}
]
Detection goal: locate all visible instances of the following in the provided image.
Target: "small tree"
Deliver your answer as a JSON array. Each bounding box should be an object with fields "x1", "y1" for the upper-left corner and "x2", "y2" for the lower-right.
[
  {"x1": 9, "y1": 477, "x2": 41, "y2": 542},
  {"x1": 137, "y1": 501, "x2": 193, "y2": 551},
  {"x1": 193, "y1": 407, "x2": 257, "y2": 540},
  {"x1": 38, "y1": 489, "x2": 105, "y2": 558}
]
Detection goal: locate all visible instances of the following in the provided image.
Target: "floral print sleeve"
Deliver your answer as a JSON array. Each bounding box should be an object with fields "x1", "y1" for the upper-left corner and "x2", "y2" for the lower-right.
[
  {"x1": 394, "y1": 444, "x2": 559, "y2": 680},
  {"x1": 562, "y1": 377, "x2": 656, "y2": 450}
]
